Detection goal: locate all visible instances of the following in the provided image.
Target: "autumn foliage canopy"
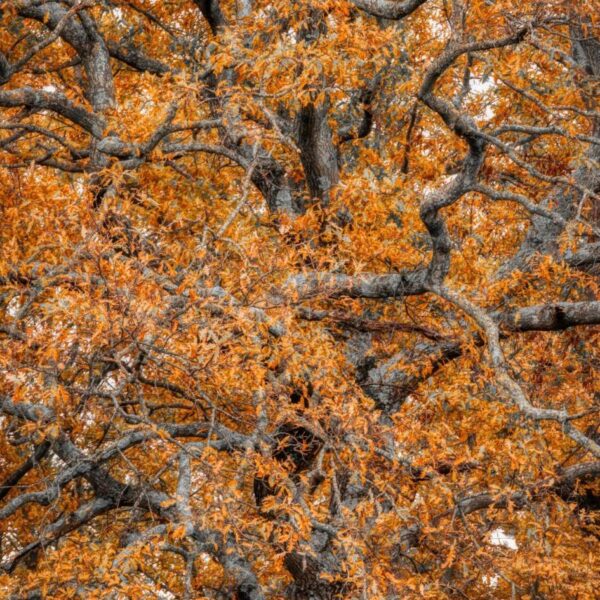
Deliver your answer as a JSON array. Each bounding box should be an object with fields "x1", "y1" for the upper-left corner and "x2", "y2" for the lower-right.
[{"x1": 1, "y1": 0, "x2": 600, "y2": 598}]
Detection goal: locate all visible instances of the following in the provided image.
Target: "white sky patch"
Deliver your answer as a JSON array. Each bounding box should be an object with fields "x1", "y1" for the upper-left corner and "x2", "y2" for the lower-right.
[
  {"x1": 6, "y1": 296, "x2": 22, "y2": 318},
  {"x1": 42, "y1": 84, "x2": 58, "y2": 93},
  {"x1": 490, "y1": 527, "x2": 518, "y2": 550},
  {"x1": 469, "y1": 76, "x2": 497, "y2": 121},
  {"x1": 483, "y1": 574, "x2": 500, "y2": 588},
  {"x1": 103, "y1": 375, "x2": 120, "y2": 392},
  {"x1": 470, "y1": 76, "x2": 494, "y2": 94},
  {"x1": 482, "y1": 528, "x2": 517, "y2": 589},
  {"x1": 82, "y1": 409, "x2": 98, "y2": 427}
]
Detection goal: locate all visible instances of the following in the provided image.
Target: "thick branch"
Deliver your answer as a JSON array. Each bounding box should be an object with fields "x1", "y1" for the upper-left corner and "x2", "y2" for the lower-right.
[
  {"x1": 0, "y1": 87, "x2": 103, "y2": 137},
  {"x1": 352, "y1": 0, "x2": 428, "y2": 20},
  {"x1": 106, "y1": 39, "x2": 172, "y2": 76},
  {"x1": 19, "y1": 2, "x2": 115, "y2": 110},
  {"x1": 565, "y1": 242, "x2": 600, "y2": 274},
  {"x1": 502, "y1": 301, "x2": 600, "y2": 331},
  {"x1": 282, "y1": 269, "x2": 427, "y2": 300},
  {"x1": 297, "y1": 102, "x2": 339, "y2": 205},
  {"x1": 193, "y1": 0, "x2": 227, "y2": 33}
]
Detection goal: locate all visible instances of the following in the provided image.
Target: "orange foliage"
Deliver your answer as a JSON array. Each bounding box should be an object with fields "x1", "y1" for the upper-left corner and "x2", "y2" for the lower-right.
[{"x1": 0, "y1": 0, "x2": 599, "y2": 598}]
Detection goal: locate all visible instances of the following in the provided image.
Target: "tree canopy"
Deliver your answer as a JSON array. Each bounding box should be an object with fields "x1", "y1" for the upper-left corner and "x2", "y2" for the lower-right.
[{"x1": 0, "y1": 0, "x2": 599, "y2": 598}]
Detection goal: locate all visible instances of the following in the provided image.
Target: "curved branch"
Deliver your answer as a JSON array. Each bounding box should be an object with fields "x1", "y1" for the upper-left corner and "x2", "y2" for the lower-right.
[
  {"x1": 19, "y1": 1, "x2": 115, "y2": 111},
  {"x1": 0, "y1": 87, "x2": 103, "y2": 137},
  {"x1": 431, "y1": 285, "x2": 600, "y2": 458},
  {"x1": 447, "y1": 460, "x2": 600, "y2": 518},
  {"x1": 352, "y1": 0, "x2": 428, "y2": 20}
]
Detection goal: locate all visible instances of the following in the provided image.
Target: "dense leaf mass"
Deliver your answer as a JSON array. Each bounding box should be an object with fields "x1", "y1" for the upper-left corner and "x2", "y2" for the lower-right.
[{"x1": 0, "y1": 0, "x2": 599, "y2": 598}]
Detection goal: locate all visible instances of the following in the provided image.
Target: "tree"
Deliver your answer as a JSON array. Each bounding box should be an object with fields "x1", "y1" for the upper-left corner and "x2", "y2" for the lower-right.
[{"x1": 0, "y1": 0, "x2": 599, "y2": 597}]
